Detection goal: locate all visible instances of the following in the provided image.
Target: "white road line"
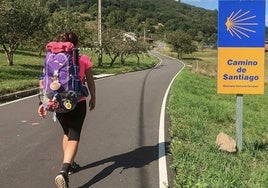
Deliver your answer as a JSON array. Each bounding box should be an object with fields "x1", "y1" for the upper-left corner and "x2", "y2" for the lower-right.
[
  {"x1": 158, "y1": 55, "x2": 185, "y2": 188},
  {"x1": 0, "y1": 94, "x2": 38, "y2": 107}
]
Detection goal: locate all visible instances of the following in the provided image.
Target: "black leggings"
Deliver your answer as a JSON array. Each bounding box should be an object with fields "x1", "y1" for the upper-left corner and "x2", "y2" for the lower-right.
[{"x1": 56, "y1": 100, "x2": 87, "y2": 141}]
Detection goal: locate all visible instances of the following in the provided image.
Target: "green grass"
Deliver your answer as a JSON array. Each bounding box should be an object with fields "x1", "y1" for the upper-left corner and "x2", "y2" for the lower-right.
[
  {"x1": 0, "y1": 49, "x2": 158, "y2": 95},
  {"x1": 168, "y1": 49, "x2": 268, "y2": 187},
  {"x1": 88, "y1": 51, "x2": 157, "y2": 75},
  {"x1": 0, "y1": 50, "x2": 44, "y2": 95}
]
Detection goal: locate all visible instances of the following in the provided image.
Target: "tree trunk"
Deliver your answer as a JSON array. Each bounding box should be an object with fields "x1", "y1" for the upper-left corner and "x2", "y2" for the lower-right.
[
  {"x1": 4, "y1": 50, "x2": 14, "y2": 66},
  {"x1": 135, "y1": 54, "x2": 140, "y2": 64},
  {"x1": 38, "y1": 49, "x2": 43, "y2": 56},
  {"x1": 2, "y1": 44, "x2": 15, "y2": 66},
  {"x1": 120, "y1": 53, "x2": 126, "y2": 65},
  {"x1": 177, "y1": 49, "x2": 182, "y2": 60},
  {"x1": 38, "y1": 44, "x2": 44, "y2": 56},
  {"x1": 109, "y1": 53, "x2": 119, "y2": 67}
]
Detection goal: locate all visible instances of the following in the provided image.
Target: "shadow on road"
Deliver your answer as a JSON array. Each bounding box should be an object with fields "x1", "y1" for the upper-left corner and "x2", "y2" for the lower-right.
[{"x1": 77, "y1": 142, "x2": 170, "y2": 188}]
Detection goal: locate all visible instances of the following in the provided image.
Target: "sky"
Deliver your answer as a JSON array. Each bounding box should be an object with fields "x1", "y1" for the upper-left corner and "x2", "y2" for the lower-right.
[
  {"x1": 180, "y1": 0, "x2": 268, "y2": 26},
  {"x1": 181, "y1": 0, "x2": 218, "y2": 11}
]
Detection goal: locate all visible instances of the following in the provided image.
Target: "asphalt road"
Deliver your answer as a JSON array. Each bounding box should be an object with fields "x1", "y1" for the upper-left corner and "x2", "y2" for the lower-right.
[{"x1": 0, "y1": 50, "x2": 184, "y2": 188}]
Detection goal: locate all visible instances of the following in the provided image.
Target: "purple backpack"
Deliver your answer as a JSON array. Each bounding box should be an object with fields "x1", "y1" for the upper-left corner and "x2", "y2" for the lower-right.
[
  {"x1": 40, "y1": 42, "x2": 81, "y2": 113},
  {"x1": 43, "y1": 51, "x2": 75, "y2": 93}
]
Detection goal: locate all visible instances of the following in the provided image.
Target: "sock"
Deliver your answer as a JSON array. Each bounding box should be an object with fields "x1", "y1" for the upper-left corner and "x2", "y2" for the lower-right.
[{"x1": 61, "y1": 163, "x2": 71, "y2": 174}]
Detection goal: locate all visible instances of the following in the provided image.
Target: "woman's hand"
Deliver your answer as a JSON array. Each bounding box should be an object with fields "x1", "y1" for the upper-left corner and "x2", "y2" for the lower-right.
[
  {"x1": 38, "y1": 105, "x2": 48, "y2": 118},
  {"x1": 89, "y1": 97, "x2": 96, "y2": 111}
]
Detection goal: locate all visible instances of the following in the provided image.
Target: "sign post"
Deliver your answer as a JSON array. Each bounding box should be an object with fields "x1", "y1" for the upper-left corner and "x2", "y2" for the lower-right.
[
  {"x1": 218, "y1": 0, "x2": 266, "y2": 151},
  {"x1": 236, "y1": 94, "x2": 243, "y2": 150}
]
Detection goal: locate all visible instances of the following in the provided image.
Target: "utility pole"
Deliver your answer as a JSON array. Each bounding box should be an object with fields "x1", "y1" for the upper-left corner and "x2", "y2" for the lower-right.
[
  {"x1": 67, "y1": 0, "x2": 70, "y2": 9},
  {"x1": 98, "y1": 0, "x2": 103, "y2": 66},
  {"x1": 143, "y1": 27, "x2": 146, "y2": 42}
]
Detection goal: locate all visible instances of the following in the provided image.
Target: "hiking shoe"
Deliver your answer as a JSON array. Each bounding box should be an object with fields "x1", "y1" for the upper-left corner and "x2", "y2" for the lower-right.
[
  {"x1": 55, "y1": 171, "x2": 69, "y2": 188},
  {"x1": 69, "y1": 162, "x2": 80, "y2": 175}
]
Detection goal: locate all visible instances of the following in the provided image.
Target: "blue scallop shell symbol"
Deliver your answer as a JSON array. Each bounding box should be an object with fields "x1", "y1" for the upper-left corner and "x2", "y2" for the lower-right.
[{"x1": 218, "y1": 0, "x2": 265, "y2": 47}]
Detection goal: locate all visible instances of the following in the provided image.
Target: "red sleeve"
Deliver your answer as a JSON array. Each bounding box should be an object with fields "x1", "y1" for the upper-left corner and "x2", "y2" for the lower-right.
[
  {"x1": 80, "y1": 55, "x2": 93, "y2": 69},
  {"x1": 79, "y1": 55, "x2": 93, "y2": 81}
]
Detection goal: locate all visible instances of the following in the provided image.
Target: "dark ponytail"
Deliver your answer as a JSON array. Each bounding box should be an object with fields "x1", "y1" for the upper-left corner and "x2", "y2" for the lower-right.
[{"x1": 60, "y1": 32, "x2": 78, "y2": 47}]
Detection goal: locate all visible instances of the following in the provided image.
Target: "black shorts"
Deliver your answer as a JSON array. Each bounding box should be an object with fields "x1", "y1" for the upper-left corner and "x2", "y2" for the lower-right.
[{"x1": 56, "y1": 100, "x2": 87, "y2": 141}]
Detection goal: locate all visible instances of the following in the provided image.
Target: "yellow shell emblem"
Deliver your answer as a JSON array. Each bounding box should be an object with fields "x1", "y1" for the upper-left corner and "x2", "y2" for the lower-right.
[{"x1": 64, "y1": 101, "x2": 72, "y2": 110}]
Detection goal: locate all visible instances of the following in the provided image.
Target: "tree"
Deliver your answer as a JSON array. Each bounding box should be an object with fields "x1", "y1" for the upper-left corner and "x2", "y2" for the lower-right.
[
  {"x1": 46, "y1": 10, "x2": 84, "y2": 41},
  {"x1": 102, "y1": 28, "x2": 150, "y2": 66},
  {"x1": 0, "y1": 0, "x2": 48, "y2": 66},
  {"x1": 105, "y1": 9, "x2": 127, "y2": 29},
  {"x1": 27, "y1": 9, "x2": 92, "y2": 56},
  {"x1": 102, "y1": 29, "x2": 125, "y2": 67},
  {"x1": 167, "y1": 30, "x2": 197, "y2": 59},
  {"x1": 120, "y1": 39, "x2": 149, "y2": 64}
]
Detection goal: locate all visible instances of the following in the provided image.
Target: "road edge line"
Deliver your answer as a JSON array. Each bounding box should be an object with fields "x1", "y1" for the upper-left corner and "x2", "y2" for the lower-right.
[
  {"x1": 158, "y1": 56, "x2": 185, "y2": 188},
  {"x1": 0, "y1": 94, "x2": 38, "y2": 107}
]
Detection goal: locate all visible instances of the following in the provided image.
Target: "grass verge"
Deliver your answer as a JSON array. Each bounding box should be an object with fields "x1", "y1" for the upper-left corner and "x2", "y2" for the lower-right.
[
  {"x1": 0, "y1": 49, "x2": 158, "y2": 95},
  {"x1": 167, "y1": 48, "x2": 268, "y2": 187}
]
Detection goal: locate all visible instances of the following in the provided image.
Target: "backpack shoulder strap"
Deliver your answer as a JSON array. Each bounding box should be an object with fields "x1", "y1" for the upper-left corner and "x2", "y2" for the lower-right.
[{"x1": 72, "y1": 48, "x2": 79, "y2": 66}]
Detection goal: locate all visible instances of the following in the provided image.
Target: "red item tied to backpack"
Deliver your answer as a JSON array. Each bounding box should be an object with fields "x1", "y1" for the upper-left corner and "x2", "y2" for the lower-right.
[{"x1": 46, "y1": 42, "x2": 74, "y2": 53}]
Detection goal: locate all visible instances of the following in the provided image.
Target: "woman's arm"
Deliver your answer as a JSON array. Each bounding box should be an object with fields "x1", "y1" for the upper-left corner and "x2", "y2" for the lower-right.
[{"x1": 85, "y1": 68, "x2": 96, "y2": 111}]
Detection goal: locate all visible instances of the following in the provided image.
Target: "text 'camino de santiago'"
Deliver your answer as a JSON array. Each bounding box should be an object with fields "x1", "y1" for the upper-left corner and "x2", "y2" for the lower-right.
[{"x1": 223, "y1": 59, "x2": 259, "y2": 82}]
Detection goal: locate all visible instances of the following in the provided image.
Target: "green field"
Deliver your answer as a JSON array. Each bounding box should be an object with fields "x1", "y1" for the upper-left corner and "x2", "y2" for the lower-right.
[
  {"x1": 0, "y1": 49, "x2": 157, "y2": 95},
  {"x1": 167, "y1": 49, "x2": 268, "y2": 187}
]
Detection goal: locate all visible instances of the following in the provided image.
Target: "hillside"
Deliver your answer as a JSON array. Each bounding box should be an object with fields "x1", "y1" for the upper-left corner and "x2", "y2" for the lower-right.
[{"x1": 48, "y1": 0, "x2": 218, "y2": 44}]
